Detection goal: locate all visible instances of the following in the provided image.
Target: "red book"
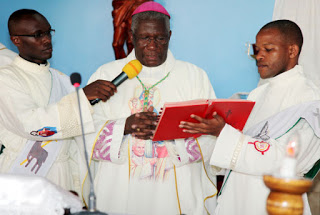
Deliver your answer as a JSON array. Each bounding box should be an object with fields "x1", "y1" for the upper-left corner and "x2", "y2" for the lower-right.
[{"x1": 152, "y1": 99, "x2": 255, "y2": 141}]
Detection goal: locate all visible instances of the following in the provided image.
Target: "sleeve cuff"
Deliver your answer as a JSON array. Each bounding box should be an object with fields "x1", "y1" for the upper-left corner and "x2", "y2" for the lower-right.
[
  {"x1": 209, "y1": 124, "x2": 242, "y2": 169},
  {"x1": 58, "y1": 90, "x2": 94, "y2": 138},
  {"x1": 78, "y1": 89, "x2": 94, "y2": 114}
]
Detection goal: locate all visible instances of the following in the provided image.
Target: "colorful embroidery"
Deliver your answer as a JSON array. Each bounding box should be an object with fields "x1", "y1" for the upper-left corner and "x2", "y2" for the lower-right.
[
  {"x1": 93, "y1": 121, "x2": 116, "y2": 161},
  {"x1": 186, "y1": 138, "x2": 201, "y2": 162},
  {"x1": 30, "y1": 127, "x2": 57, "y2": 137},
  {"x1": 130, "y1": 139, "x2": 173, "y2": 181},
  {"x1": 248, "y1": 140, "x2": 270, "y2": 155},
  {"x1": 129, "y1": 85, "x2": 161, "y2": 114}
]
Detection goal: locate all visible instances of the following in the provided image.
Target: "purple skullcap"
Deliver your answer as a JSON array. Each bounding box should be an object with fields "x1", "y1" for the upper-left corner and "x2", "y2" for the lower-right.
[{"x1": 132, "y1": 1, "x2": 170, "y2": 18}]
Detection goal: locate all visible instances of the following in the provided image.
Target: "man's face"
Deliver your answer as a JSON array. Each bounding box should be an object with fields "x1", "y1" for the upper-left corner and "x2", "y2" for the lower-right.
[
  {"x1": 255, "y1": 28, "x2": 290, "y2": 79},
  {"x1": 11, "y1": 14, "x2": 53, "y2": 64},
  {"x1": 132, "y1": 19, "x2": 171, "y2": 67},
  {"x1": 132, "y1": 142, "x2": 145, "y2": 157}
]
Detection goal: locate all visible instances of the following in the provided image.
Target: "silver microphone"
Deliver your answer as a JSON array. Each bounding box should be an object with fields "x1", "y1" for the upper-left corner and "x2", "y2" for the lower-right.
[{"x1": 70, "y1": 73, "x2": 108, "y2": 215}]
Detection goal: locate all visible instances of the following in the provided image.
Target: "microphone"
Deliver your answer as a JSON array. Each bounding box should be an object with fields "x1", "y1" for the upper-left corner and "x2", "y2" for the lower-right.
[
  {"x1": 90, "y1": 59, "x2": 142, "y2": 105},
  {"x1": 71, "y1": 72, "x2": 82, "y2": 87},
  {"x1": 70, "y1": 73, "x2": 108, "y2": 215}
]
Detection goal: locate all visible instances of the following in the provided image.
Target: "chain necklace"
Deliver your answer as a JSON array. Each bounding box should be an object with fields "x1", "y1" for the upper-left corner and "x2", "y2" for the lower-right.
[{"x1": 136, "y1": 71, "x2": 170, "y2": 111}]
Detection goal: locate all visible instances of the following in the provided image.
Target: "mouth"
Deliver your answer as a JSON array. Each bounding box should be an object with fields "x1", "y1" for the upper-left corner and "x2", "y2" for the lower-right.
[
  {"x1": 144, "y1": 52, "x2": 158, "y2": 59},
  {"x1": 257, "y1": 64, "x2": 267, "y2": 69},
  {"x1": 145, "y1": 55, "x2": 158, "y2": 61},
  {"x1": 43, "y1": 46, "x2": 53, "y2": 53}
]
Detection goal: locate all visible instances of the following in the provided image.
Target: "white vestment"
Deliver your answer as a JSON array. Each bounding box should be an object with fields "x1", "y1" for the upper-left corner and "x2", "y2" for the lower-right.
[
  {"x1": 210, "y1": 65, "x2": 320, "y2": 215},
  {"x1": 0, "y1": 56, "x2": 95, "y2": 193},
  {"x1": 0, "y1": 43, "x2": 17, "y2": 67},
  {"x1": 85, "y1": 50, "x2": 218, "y2": 215},
  {"x1": 0, "y1": 43, "x2": 17, "y2": 152}
]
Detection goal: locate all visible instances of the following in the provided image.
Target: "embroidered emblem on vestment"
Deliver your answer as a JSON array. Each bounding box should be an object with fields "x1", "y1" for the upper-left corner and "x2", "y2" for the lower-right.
[
  {"x1": 253, "y1": 121, "x2": 270, "y2": 141},
  {"x1": 24, "y1": 141, "x2": 48, "y2": 174},
  {"x1": 248, "y1": 140, "x2": 270, "y2": 155},
  {"x1": 30, "y1": 127, "x2": 57, "y2": 137}
]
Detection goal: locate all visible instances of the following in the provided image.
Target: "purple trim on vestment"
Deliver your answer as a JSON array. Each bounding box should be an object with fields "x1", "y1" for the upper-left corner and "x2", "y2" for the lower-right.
[
  {"x1": 186, "y1": 138, "x2": 201, "y2": 162},
  {"x1": 93, "y1": 121, "x2": 116, "y2": 161}
]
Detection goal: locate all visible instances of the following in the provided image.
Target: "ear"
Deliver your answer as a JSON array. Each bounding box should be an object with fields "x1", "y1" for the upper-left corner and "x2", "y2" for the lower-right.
[
  {"x1": 10, "y1": 36, "x2": 21, "y2": 47},
  {"x1": 288, "y1": 44, "x2": 299, "y2": 59}
]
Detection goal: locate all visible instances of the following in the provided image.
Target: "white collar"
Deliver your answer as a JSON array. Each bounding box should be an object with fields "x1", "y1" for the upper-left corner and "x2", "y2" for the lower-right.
[
  {"x1": 13, "y1": 56, "x2": 50, "y2": 75},
  {"x1": 262, "y1": 65, "x2": 303, "y2": 86}
]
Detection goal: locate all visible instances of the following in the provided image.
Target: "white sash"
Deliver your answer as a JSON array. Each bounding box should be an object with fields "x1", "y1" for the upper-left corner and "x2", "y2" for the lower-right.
[
  {"x1": 9, "y1": 69, "x2": 74, "y2": 176},
  {"x1": 245, "y1": 100, "x2": 320, "y2": 140}
]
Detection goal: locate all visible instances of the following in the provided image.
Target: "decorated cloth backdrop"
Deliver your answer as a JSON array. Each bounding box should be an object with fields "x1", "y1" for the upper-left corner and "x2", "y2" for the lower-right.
[{"x1": 273, "y1": 0, "x2": 320, "y2": 86}]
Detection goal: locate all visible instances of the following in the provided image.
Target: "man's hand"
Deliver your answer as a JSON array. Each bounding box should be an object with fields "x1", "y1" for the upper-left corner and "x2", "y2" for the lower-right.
[
  {"x1": 83, "y1": 80, "x2": 117, "y2": 102},
  {"x1": 125, "y1": 107, "x2": 158, "y2": 140},
  {"x1": 179, "y1": 112, "x2": 226, "y2": 137}
]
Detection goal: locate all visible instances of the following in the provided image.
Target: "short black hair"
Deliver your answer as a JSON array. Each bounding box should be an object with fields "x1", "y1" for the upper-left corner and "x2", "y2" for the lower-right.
[
  {"x1": 260, "y1": 19, "x2": 303, "y2": 55},
  {"x1": 8, "y1": 9, "x2": 45, "y2": 35}
]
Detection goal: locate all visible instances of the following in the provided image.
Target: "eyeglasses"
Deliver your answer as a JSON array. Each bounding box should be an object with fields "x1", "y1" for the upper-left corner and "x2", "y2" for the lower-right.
[
  {"x1": 12, "y1": 29, "x2": 55, "y2": 39},
  {"x1": 134, "y1": 34, "x2": 169, "y2": 46},
  {"x1": 245, "y1": 42, "x2": 256, "y2": 59}
]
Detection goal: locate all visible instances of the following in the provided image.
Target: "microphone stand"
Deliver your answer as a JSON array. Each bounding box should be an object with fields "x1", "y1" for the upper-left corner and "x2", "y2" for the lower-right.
[{"x1": 72, "y1": 86, "x2": 108, "y2": 215}]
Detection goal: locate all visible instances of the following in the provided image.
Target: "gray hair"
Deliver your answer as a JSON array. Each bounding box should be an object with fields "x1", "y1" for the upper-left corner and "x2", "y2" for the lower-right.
[{"x1": 131, "y1": 11, "x2": 170, "y2": 34}]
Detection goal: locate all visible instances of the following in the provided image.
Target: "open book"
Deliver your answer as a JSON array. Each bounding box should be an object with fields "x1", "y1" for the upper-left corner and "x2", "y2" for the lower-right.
[{"x1": 152, "y1": 99, "x2": 255, "y2": 141}]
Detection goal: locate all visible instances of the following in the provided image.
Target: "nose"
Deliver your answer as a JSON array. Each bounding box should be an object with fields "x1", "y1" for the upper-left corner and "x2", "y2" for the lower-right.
[
  {"x1": 255, "y1": 50, "x2": 264, "y2": 61},
  {"x1": 146, "y1": 37, "x2": 158, "y2": 49},
  {"x1": 41, "y1": 34, "x2": 52, "y2": 46}
]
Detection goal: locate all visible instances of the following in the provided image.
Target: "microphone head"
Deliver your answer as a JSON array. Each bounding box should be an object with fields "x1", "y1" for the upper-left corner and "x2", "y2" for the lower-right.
[
  {"x1": 122, "y1": 60, "x2": 142, "y2": 79},
  {"x1": 70, "y1": 73, "x2": 82, "y2": 87}
]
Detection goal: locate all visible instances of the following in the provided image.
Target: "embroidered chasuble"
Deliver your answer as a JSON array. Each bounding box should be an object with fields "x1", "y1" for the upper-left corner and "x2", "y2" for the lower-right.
[
  {"x1": 83, "y1": 49, "x2": 218, "y2": 215},
  {"x1": 210, "y1": 65, "x2": 320, "y2": 215},
  {"x1": 0, "y1": 56, "x2": 95, "y2": 193}
]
